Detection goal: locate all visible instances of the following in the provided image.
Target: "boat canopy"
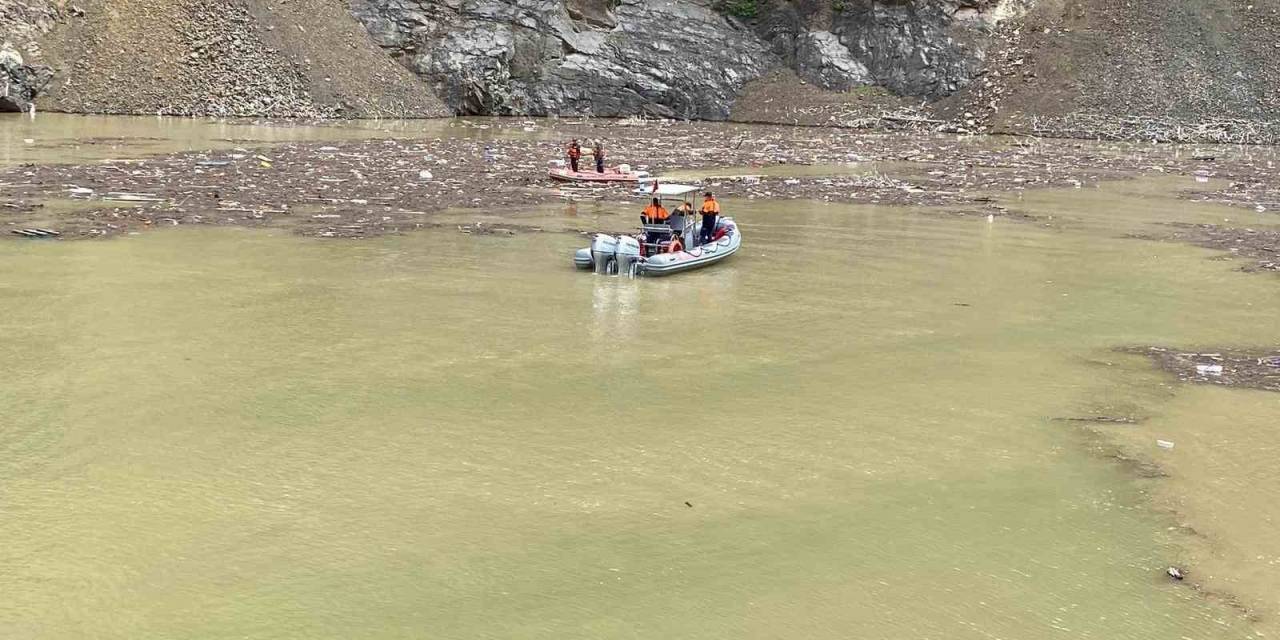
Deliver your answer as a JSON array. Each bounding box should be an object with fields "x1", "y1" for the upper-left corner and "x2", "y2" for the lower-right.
[{"x1": 633, "y1": 182, "x2": 701, "y2": 198}]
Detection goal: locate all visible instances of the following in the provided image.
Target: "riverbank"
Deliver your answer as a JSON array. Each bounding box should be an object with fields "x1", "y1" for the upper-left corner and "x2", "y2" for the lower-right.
[{"x1": 11, "y1": 0, "x2": 1280, "y2": 145}]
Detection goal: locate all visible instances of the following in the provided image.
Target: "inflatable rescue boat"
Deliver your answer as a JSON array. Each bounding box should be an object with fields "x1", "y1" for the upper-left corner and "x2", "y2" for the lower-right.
[
  {"x1": 548, "y1": 162, "x2": 649, "y2": 184},
  {"x1": 572, "y1": 184, "x2": 741, "y2": 277}
]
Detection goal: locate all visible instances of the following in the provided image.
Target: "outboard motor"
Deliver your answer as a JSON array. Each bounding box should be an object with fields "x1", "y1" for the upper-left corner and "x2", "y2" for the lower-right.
[
  {"x1": 614, "y1": 236, "x2": 642, "y2": 277},
  {"x1": 590, "y1": 234, "x2": 619, "y2": 274}
]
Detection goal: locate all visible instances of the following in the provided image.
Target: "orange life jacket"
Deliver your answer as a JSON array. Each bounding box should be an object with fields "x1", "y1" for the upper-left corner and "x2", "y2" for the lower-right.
[
  {"x1": 643, "y1": 204, "x2": 669, "y2": 221},
  {"x1": 568, "y1": 144, "x2": 581, "y2": 159},
  {"x1": 701, "y1": 198, "x2": 721, "y2": 215},
  {"x1": 668, "y1": 237, "x2": 683, "y2": 253}
]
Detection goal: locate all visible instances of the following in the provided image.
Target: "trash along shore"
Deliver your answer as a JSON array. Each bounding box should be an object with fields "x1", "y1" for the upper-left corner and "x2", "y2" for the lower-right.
[{"x1": 1, "y1": 117, "x2": 1277, "y2": 272}]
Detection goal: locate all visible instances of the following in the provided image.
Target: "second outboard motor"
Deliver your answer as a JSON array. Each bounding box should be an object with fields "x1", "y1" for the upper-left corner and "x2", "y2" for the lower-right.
[
  {"x1": 590, "y1": 234, "x2": 619, "y2": 274},
  {"x1": 614, "y1": 236, "x2": 641, "y2": 277}
]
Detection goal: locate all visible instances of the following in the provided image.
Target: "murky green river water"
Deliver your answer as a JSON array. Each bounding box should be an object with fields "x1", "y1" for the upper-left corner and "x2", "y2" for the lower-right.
[{"x1": 1, "y1": 116, "x2": 1278, "y2": 639}]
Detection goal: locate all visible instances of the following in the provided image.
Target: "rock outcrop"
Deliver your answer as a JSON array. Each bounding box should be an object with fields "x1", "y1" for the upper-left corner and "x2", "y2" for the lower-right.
[
  {"x1": 10, "y1": 0, "x2": 1021, "y2": 120},
  {"x1": 754, "y1": 0, "x2": 1014, "y2": 96},
  {"x1": 352, "y1": 0, "x2": 1019, "y2": 117},
  {"x1": 12, "y1": 0, "x2": 1274, "y2": 144},
  {"x1": 351, "y1": 0, "x2": 776, "y2": 118},
  {"x1": 0, "y1": 0, "x2": 59, "y2": 111},
  {"x1": 794, "y1": 31, "x2": 872, "y2": 91},
  {"x1": 0, "y1": 44, "x2": 51, "y2": 112},
  {"x1": 828, "y1": 0, "x2": 993, "y2": 96}
]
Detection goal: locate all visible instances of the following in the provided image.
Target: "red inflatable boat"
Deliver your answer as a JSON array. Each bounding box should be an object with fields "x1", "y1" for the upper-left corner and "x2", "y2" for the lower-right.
[{"x1": 548, "y1": 165, "x2": 650, "y2": 184}]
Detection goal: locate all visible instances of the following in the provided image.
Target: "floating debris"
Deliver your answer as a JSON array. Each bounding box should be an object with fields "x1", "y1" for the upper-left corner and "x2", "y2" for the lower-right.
[
  {"x1": 2, "y1": 118, "x2": 1278, "y2": 241},
  {"x1": 102, "y1": 192, "x2": 165, "y2": 203},
  {"x1": 10, "y1": 228, "x2": 60, "y2": 238},
  {"x1": 1054, "y1": 415, "x2": 1142, "y2": 425},
  {"x1": 1123, "y1": 346, "x2": 1280, "y2": 392}
]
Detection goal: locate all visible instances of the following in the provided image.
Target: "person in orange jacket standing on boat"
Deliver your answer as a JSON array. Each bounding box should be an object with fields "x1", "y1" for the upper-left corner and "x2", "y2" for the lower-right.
[
  {"x1": 567, "y1": 139, "x2": 582, "y2": 172},
  {"x1": 699, "y1": 191, "x2": 721, "y2": 245}
]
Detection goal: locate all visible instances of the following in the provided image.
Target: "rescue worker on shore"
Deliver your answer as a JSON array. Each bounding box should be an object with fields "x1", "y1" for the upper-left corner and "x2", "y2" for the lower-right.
[
  {"x1": 592, "y1": 139, "x2": 606, "y2": 173},
  {"x1": 567, "y1": 139, "x2": 582, "y2": 173},
  {"x1": 699, "y1": 191, "x2": 721, "y2": 245}
]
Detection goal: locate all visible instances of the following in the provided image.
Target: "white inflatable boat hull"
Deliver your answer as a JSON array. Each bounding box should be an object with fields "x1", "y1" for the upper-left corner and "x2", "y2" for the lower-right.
[{"x1": 573, "y1": 218, "x2": 740, "y2": 277}]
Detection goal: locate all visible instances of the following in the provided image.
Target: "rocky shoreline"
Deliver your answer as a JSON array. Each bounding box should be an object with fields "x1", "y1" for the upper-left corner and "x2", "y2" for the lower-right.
[{"x1": 4, "y1": 0, "x2": 1278, "y2": 146}]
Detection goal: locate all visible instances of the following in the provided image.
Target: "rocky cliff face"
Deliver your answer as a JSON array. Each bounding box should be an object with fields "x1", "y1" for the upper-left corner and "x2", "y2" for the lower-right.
[
  {"x1": 351, "y1": 0, "x2": 1023, "y2": 118},
  {"x1": 0, "y1": 44, "x2": 51, "y2": 112},
  {"x1": 757, "y1": 0, "x2": 1017, "y2": 96},
  {"x1": 0, "y1": 0, "x2": 59, "y2": 111},
  {"x1": 9, "y1": 0, "x2": 1021, "y2": 120},
  {"x1": 350, "y1": 0, "x2": 776, "y2": 118},
  {"x1": 5, "y1": 0, "x2": 1272, "y2": 143}
]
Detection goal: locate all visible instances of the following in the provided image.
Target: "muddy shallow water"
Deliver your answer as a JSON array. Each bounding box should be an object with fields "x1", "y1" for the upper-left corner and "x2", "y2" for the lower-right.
[
  {"x1": 0, "y1": 113, "x2": 552, "y2": 166},
  {"x1": 0, "y1": 115, "x2": 1278, "y2": 639}
]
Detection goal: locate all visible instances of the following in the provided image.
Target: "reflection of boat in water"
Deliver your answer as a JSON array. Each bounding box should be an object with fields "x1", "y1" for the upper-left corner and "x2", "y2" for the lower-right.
[
  {"x1": 573, "y1": 184, "x2": 741, "y2": 277},
  {"x1": 588, "y1": 272, "x2": 639, "y2": 344}
]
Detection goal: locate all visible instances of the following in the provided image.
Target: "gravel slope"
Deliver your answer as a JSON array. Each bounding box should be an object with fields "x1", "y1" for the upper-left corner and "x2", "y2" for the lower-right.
[
  {"x1": 33, "y1": 0, "x2": 448, "y2": 117},
  {"x1": 938, "y1": 0, "x2": 1280, "y2": 142}
]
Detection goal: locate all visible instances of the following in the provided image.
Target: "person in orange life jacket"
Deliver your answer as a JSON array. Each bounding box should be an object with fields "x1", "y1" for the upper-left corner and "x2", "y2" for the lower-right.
[
  {"x1": 699, "y1": 191, "x2": 721, "y2": 244},
  {"x1": 642, "y1": 197, "x2": 670, "y2": 247},
  {"x1": 642, "y1": 197, "x2": 669, "y2": 224},
  {"x1": 567, "y1": 139, "x2": 582, "y2": 172},
  {"x1": 673, "y1": 200, "x2": 695, "y2": 219}
]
